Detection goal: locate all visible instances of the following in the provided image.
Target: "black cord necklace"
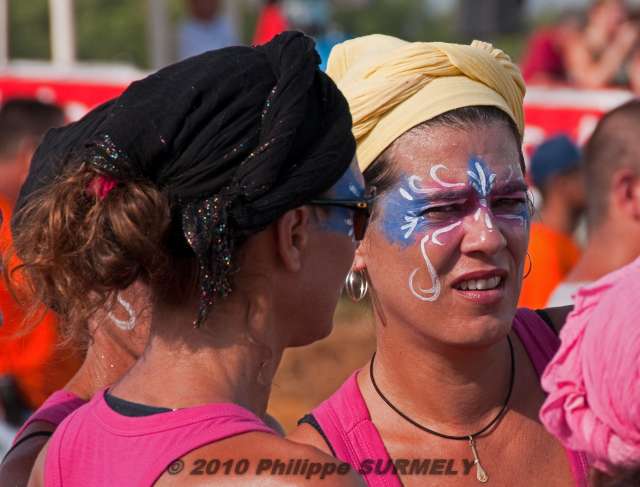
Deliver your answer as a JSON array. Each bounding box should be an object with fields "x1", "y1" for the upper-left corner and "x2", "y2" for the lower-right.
[{"x1": 369, "y1": 335, "x2": 515, "y2": 484}]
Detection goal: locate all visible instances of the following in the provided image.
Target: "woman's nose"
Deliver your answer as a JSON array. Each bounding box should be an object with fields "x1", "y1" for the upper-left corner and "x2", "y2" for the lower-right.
[{"x1": 459, "y1": 207, "x2": 507, "y2": 256}]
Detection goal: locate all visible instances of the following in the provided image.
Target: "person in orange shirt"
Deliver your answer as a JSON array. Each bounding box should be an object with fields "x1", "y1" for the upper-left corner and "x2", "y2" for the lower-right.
[
  {"x1": 0, "y1": 99, "x2": 75, "y2": 425},
  {"x1": 518, "y1": 134, "x2": 585, "y2": 309}
]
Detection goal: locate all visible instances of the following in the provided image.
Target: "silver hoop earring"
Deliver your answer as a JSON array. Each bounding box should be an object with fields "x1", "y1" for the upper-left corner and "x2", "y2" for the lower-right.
[
  {"x1": 108, "y1": 293, "x2": 137, "y2": 331},
  {"x1": 345, "y1": 270, "x2": 369, "y2": 302}
]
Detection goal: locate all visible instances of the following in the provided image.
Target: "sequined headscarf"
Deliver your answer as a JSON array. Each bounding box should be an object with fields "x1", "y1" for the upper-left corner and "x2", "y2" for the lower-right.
[{"x1": 14, "y1": 31, "x2": 356, "y2": 325}]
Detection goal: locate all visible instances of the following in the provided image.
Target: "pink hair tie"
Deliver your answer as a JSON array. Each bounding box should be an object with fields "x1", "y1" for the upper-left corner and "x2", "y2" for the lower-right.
[{"x1": 88, "y1": 175, "x2": 118, "y2": 200}]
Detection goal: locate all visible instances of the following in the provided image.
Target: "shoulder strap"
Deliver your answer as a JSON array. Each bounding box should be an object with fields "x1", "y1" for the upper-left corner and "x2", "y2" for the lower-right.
[
  {"x1": 2, "y1": 431, "x2": 52, "y2": 464},
  {"x1": 534, "y1": 309, "x2": 557, "y2": 336},
  {"x1": 310, "y1": 372, "x2": 367, "y2": 466},
  {"x1": 512, "y1": 308, "x2": 561, "y2": 377},
  {"x1": 310, "y1": 372, "x2": 403, "y2": 487},
  {"x1": 298, "y1": 413, "x2": 337, "y2": 457}
]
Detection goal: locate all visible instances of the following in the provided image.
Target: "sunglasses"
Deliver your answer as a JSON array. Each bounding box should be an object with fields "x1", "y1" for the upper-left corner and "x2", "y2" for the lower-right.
[{"x1": 309, "y1": 187, "x2": 376, "y2": 241}]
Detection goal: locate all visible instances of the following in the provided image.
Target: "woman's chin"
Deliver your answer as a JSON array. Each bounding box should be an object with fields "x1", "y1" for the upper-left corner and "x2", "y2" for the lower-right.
[{"x1": 438, "y1": 314, "x2": 514, "y2": 349}]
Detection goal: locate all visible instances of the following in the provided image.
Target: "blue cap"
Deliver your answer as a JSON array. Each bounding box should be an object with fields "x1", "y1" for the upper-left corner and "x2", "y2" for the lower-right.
[{"x1": 530, "y1": 134, "x2": 581, "y2": 190}]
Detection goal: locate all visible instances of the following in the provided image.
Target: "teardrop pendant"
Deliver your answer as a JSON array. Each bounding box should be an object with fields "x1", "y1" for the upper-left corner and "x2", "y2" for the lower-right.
[{"x1": 469, "y1": 435, "x2": 489, "y2": 483}]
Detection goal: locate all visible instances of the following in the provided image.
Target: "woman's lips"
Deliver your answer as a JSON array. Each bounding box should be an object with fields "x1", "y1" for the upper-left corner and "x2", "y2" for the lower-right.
[{"x1": 450, "y1": 269, "x2": 508, "y2": 305}]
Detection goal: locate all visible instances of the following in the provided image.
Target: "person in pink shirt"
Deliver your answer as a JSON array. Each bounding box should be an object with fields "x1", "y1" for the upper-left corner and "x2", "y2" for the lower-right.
[
  {"x1": 290, "y1": 35, "x2": 589, "y2": 487},
  {"x1": 0, "y1": 284, "x2": 149, "y2": 486},
  {"x1": 541, "y1": 257, "x2": 640, "y2": 487},
  {"x1": 16, "y1": 32, "x2": 367, "y2": 486}
]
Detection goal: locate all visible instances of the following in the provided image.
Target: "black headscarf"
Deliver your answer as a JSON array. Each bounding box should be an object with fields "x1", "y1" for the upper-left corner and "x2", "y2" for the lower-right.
[{"x1": 14, "y1": 31, "x2": 355, "y2": 325}]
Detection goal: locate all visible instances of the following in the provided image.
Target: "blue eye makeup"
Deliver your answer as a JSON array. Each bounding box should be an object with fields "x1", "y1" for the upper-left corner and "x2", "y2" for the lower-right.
[
  {"x1": 317, "y1": 165, "x2": 366, "y2": 238},
  {"x1": 379, "y1": 174, "x2": 459, "y2": 246}
]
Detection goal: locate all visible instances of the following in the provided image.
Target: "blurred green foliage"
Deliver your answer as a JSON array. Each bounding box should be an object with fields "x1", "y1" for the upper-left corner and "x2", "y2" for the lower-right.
[
  {"x1": 9, "y1": 0, "x2": 184, "y2": 67},
  {"x1": 8, "y1": 0, "x2": 531, "y2": 68},
  {"x1": 334, "y1": 0, "x2": 454, "y2": 43},
  {"x1": 9, "y1": 0, "x2": 50, "y2": 60}
]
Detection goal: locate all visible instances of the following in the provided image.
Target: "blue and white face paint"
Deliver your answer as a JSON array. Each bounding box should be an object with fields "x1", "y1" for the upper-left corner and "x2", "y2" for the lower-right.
[
  {"x1": 378, "y1": 157, "x2": 530, "y2": 303},
  {"x1": 318, "y1": 160, "x2": 366, "y2": 239}
]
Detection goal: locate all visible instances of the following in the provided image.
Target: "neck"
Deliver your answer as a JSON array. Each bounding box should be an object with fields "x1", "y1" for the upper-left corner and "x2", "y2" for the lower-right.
[
  {"x1": 65, "y1": 326, "x2": 138, "y2": 401},
  {"x1": 369, "y1": 320, "x2": 513, "y2": 435},
  {"x1": 568, "y1": 220, "x2": 640, "y2": 282},
  {"x1": 111, "y1": 296, "x2": 285, "y2": 419},
  {"x1": 538, "y1": 200, "x2": 579, "y2": 236}
]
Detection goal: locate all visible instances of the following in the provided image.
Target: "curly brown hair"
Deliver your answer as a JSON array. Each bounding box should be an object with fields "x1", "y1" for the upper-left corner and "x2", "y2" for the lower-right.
[{"x1": 4, "y1": 163, "x2": 187, "y2": 344}]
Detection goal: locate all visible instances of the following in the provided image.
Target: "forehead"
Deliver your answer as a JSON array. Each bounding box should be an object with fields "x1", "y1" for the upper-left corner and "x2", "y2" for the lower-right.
[{"x1": 389, "y1": 122, "x2": 522, "y2": 180}]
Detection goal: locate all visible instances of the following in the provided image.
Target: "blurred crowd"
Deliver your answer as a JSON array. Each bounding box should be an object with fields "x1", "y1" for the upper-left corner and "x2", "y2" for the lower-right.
[
  {"x1": 0, "y1": 0, "x2": 640, "y2": 485},
  {"x1": 522, "y1": 0, "x2": 640, "y2": 91},
  {"x1": 179, "y1": 0, "x2": 345, "y2": 69}
]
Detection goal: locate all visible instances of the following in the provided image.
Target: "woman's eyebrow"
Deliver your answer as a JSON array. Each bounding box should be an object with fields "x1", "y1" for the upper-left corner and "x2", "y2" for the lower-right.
[
  {"x1": 411, "y1": 188, "x2": 471, "y2": 201},
  {"x1": 492, "y1": 180, "x2": 528, "y2": 195}
]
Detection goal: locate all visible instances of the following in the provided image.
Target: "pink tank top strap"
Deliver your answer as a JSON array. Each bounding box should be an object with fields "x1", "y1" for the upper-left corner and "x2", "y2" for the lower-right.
[
  {"x1": 312, "y1": 372, "x2": 401, "y2": 487},
  {"x1": 311, "y1": 310, "x2": 589, "y2": 487},
  {"x1": 512, "y1": 308, "x2": 561, "y2": 376},
  {"x1": 512, "y1": 308, "x2": 590, "y2": 487},
  {"x1": 13, "y1": 389, "x2": 86, "y2": 443},
  {"x1": 45, "y1": 390, "x2": 275, "y2": 487}
]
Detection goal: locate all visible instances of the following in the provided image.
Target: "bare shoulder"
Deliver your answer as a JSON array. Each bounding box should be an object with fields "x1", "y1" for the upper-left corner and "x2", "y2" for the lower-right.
[
  {"x1": 287, "y1": 422, "x2": 333, "y2": 456},
  {"x1": 0, "y1": 422, "x2": 53, "y2": 487},
  {"x1": 540, "y1": 305, "x2": 573, "y2": 334},
  {"x1": 154, "y1": 431, "x2": 363, "y2": 486},
  {"x1": 26, "y1": 441, "x2": 49, "y2": 487}
]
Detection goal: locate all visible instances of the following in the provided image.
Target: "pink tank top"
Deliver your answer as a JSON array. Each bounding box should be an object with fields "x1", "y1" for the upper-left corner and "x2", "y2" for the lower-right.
[
  {"x1": 13, "y1": 389, "x2": 86, "y2": 444},
  {"x1": 309, "y1": 309, "x2": 590, "y2": 487},
  {"x1": 44, "y1": 390, "x2": 275, "y2": 486}
]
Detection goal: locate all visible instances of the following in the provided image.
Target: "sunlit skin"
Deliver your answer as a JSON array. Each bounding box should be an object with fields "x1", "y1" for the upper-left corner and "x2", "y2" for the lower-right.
[
  {"x1": 363, "y1": 123, "x2": 530, "y2": 348},
  {"x1": 28, "y1": 159, "x2": 367, "y2": 487},
  {"x1": 290, "y1": 122, "x2": 575, "y2": 487}
]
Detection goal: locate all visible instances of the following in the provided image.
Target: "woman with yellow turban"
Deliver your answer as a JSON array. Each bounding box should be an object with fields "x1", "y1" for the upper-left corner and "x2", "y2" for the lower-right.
[{"x1": 292, "y1": 35, "x2": 589, "y2": 487}]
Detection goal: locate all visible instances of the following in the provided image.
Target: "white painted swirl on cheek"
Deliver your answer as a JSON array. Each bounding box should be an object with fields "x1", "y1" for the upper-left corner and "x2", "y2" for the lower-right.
[
  {"x1": 408, "y1": 220, "x2": 461, "y2": 302},
  {"x1": 431, "y1": 221, "x2": 462, "y2": 246},
  {"x1": 409, "y1": 233, "x2": 442, "y2": 302}
]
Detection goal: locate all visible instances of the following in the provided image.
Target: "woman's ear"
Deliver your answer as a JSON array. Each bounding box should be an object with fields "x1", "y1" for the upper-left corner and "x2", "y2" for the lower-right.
[
  {"x1": 275, "y1": 207, "x2": 312, "y2": 273},
  {"x1": 352, "y1": 237, "x2": 369, "y2": 272},
  {"x1": 611, "y1": 168, "x2": 640, "y2": 220}
]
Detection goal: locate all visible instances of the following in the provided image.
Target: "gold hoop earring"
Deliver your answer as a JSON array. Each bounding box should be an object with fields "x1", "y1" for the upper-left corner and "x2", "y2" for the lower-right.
[
  {"x1": 523, "y1": 253, "x2": 533, "y2": 279},
  {"x1": 345, "y1": 269, "x2": 369, "y2": 302}
]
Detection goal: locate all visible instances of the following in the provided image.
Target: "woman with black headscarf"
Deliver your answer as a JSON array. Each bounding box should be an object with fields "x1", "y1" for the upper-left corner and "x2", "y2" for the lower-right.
[{"x1": 10, "y1": 32, "x2": 368, "y2": 486}]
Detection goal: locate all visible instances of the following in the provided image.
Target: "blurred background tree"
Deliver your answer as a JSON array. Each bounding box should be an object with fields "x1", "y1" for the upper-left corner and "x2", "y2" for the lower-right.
[{"x1": 8, "y1": 0, "x2": 538, "y2": 69}]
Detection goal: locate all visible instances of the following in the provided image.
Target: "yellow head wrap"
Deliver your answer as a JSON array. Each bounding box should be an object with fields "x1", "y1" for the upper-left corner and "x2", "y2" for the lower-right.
[{"x1": 327, "y1": 35, "x2": 526, "y2": 172}]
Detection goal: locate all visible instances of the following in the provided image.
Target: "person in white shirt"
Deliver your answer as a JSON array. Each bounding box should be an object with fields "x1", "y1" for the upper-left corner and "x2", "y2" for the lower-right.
[{"x1": 178, "y1": 0, "x2": 240, "y2": 60}]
